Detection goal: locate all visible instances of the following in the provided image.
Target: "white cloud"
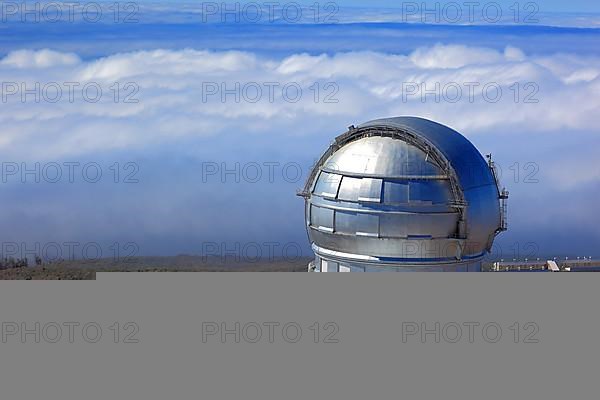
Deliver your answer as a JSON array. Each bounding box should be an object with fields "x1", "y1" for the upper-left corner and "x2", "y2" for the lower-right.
[
  {"x1": 78, "y1": 49, "x2": 258, "y2": 81},
  {"x1": 409, "y1": 44, "x2": 505, "y2": 68},
  {"x1": 1, "y1": 44, "x2": 599, "y2": 190},
  {"x1": 0, "y1": 49, "x2": 81, "y2": 68}
]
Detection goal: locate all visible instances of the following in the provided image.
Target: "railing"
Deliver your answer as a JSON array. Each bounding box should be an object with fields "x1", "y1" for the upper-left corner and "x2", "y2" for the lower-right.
[{"x1": 488, "y1": 258, "x2": 599, "y2": 272}]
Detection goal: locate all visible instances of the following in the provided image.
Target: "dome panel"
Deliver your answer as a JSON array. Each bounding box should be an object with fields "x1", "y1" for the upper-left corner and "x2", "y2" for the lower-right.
[{"x1": 324, "y1": 136, "x2": 445, "y2": 178}]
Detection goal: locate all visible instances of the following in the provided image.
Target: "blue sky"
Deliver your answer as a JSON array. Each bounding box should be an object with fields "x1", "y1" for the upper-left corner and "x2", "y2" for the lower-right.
[
  {"x1": 135, "y1": 0, "x2": 600, "y2": 13},
  {"x1": 0, "y1": 1, "x2": 599, "y2": 261},
  {"x1": 320, "y1": 0, "x2": 599, "y2": 12}
]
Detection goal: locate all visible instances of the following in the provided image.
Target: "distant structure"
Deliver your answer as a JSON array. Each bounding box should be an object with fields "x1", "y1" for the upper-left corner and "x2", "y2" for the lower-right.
[{"x1": 299, "y1": 117, "x2": 508, "y2": 271}]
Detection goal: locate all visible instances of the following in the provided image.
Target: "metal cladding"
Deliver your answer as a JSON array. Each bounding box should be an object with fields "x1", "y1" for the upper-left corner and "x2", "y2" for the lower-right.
[{"x1": 300, "y1": 116, "x2": 507, "y2": 272}]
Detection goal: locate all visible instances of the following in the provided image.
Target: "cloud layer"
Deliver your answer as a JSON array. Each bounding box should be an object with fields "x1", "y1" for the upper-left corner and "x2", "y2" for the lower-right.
[
  {"x1": 1, "y1": 45, "x2": 599, "y2": 159},
  {"x1": 1, "y1": 44, "x2": 599, "y2": 256}
]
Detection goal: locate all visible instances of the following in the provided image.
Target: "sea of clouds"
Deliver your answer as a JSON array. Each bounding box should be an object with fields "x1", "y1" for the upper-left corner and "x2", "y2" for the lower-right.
[
  {"x1": 1, "y1": 45, "x2": 599, "y2": 159},
  {"x1": 1, "y1": 8, "x2": 599, "y2": 258}
]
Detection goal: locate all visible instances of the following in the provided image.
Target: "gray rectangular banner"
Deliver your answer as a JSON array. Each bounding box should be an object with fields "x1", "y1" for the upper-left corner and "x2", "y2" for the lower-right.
[{"x1": 1, "y1": 273, "x2": 598, "y2": 400}]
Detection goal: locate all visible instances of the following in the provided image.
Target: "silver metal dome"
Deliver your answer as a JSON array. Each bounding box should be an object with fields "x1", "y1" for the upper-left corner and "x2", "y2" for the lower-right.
[{"x1": 300, "y1": 116, "x2": 508, "y2": 271}]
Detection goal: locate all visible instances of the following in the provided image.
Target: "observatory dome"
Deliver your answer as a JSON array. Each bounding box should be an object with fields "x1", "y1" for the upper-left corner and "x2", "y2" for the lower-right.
[{"x1": 300, "y1": 117, "x2": 507, "y2": 271}]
